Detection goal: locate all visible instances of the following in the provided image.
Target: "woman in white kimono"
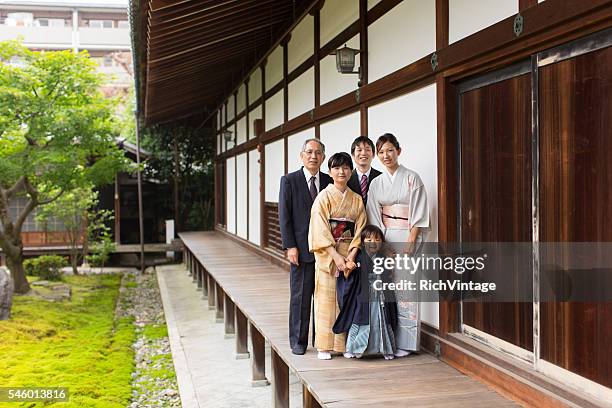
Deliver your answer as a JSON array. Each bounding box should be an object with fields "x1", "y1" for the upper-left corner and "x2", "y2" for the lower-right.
[{"x1": 366, "y1": 133, "x2": 430, "y2": 357}]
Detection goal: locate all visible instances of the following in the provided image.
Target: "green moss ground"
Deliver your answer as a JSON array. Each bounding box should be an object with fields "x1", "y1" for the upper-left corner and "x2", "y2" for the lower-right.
[{"x1": 0, "y1": 275, "x2": 136, "y2": 408}]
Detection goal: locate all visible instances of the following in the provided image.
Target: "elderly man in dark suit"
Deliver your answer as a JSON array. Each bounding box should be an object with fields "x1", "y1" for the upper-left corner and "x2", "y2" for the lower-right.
[
  {"x1": 347, "y1": 136, "x2": 381, "y2": 203},
  {"x1": 279, "y1": 138, "x2": 332, "y2": 355}
]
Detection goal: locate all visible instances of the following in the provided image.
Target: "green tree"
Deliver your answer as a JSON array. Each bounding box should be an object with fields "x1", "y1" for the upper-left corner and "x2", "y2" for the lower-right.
[
  {"x1": 36, "y1": 186, "x2": 96, "y2": 275},
  {"x1": 141, "y1": 124, "x2": 215, "y2": 232},
  {"x1": 0, "y1": 41, "x2": 129, "y2": 294}
]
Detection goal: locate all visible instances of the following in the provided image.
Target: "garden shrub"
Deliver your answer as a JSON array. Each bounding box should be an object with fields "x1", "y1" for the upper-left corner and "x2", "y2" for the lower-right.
[{"x1": 23, "y1": 255, "x2": 68, "y2": 281}]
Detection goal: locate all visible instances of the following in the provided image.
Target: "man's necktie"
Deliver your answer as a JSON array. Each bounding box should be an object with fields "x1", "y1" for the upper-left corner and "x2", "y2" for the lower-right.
[
  {"x1": 309, "y1": 176, "x2": 317, "y2": 201},
  {"x1": 360, "y1": 174, "x2": 368, "y2": 201}
]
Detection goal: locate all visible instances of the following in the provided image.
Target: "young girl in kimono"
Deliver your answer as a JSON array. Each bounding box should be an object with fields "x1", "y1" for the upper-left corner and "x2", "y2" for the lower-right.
[
  {"x1": 308, "y1": 152, "x2": 367, "y2": 360},
  {"x1": 333, "y1": 225, "x2": 398, "y2": 360},
  {"x1": 366, "y1": 133, "x2": 430, "y2": 357}
]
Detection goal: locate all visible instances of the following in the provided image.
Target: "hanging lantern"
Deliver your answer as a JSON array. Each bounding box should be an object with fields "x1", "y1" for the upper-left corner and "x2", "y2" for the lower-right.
[
  {"x1": 222, "y1": 129, "x2": 233, "y2": 143},
  {"x1": 331, "y1": 44, "x2": 360, "y2": 74}
]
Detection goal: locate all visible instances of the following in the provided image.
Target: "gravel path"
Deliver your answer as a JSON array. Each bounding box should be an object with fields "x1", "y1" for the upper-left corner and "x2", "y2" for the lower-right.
[{"x1": 116, "y1": 271, "x2": 181, "y2": 408}]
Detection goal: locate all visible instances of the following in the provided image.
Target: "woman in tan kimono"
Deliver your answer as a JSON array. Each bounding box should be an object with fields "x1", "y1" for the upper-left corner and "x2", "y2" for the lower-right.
[
  {"x1": 309, "y1": 152, "x2": 367, "y2": 360},
  {"x1": 366, "y1": 133, "x2": 430, "y2": 357}
]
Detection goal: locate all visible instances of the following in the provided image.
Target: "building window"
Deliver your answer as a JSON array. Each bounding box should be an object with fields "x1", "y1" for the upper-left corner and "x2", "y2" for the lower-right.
[
  {"x1": 117, "y1": 20, "x2": 129, "y2": 29},
  {"x1": 6, "y1": 12, "x2": 34, "y2": 27},
  {"x1": 88, "y1": 20, "x2": 114, "y2": 29},
  {"x1": 35, "y1": 18, "x2": 65, "y2": 28}
]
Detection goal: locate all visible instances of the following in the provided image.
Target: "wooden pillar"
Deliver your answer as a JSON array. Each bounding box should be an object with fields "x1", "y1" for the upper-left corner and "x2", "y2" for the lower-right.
[
  {"x1": 215, "y1": 282, "x2": 224, "y2": 322},
  {"x1": 192, "y1": 258, "x2": 198, "y2": 283},
  {"x1": 196, "y1": 263, "x2": 203, "y2": 290},
  {"x1": 259, "y1": 63, "x2": 266, "y2": 248},
  {"x1": 187, "y1": 252, "x2": 192, "y2": 276},
  {"x1": 250, "y1": 322, "x2": 269, "y2": 387},
  {"x1": 303, "y1": 385, "x2": 322, "y2": 408},
  {"x1": 436, "y1": 76, "x2": 459, "y2": 336},
  {"x1": 435, "y1": 0, "x2": 449, "y2": 50},
  {"x1": 313, "y1": 3, "x2": 321, "y2": 139},
  {"x1": 235, "y1": 307, "x2": 250, "y2": 359},
  {"x1": 201, "y1": 266, "x2": 208, "y2": 299},
  {"x1": 207, "y1": 274, "x2": 216, "y2": 310},
  {"x1": 114, "y1": 176, "x2": 121, "y2": 244},
  {"x1": 224, "y1": 294, "x2": 236, "y2": 338},
  {"x1": 359, "y1": 0, "x2": 368, "y2": 136},
  {"x1": 271, "y1": 348, "x2": 289, "y2": 408},
  {"x1": 182, "y1": 246, "x2": 186, "y2": 266}
]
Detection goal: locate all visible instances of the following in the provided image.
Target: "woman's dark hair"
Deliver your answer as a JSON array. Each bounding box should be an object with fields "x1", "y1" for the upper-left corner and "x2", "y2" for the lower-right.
[
  {"x1": 350, "y1": 136, "x2": 375, "y2": 155},
  {"x1": 361, "y1": 225, "x2": 385, "y2": 242},
  {"x1": 375, "y1": 133, "x2": 401, "y2": 153},
  {"x1": 327, "y1": 152, "x2": 353, "y2": 170}
]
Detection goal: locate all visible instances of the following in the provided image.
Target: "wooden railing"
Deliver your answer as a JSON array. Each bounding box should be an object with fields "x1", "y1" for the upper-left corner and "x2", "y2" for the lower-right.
[{"x1": 262, "y1": 202, "x2": 283, "y2": 254}]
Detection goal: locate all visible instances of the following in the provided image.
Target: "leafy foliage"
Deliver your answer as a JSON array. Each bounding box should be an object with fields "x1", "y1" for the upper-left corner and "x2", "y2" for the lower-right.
[
  {"x1": 0, "y1": 40, "x2": 130, "y2": 293},
  {"x1": 23, "y1": 255, "x2": 67, "y2": 281},
  {"x1": 140, "y1": 123, "x2": 216, "y2": 231},
  {"x1": 86, "y1": 208, "x2": 115, "y2": 268}
]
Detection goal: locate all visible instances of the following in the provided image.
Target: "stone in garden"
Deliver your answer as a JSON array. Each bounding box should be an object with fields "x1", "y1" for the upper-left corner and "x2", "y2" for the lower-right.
[
  {"x1": 0, "y1": 267, "x2": 14, "y2": 320},
  {"x1": 32, "y1": 280, "x2": 50, "y2": 287}
]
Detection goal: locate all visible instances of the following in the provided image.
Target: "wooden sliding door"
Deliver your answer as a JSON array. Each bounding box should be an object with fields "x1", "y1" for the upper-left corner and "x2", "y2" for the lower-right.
[
  {"x1": 459, "y1": 63, "x2": 534, "y2": 355},
  {"x1": 538, "y1": 34, "x2": 612, "y2": 389}
]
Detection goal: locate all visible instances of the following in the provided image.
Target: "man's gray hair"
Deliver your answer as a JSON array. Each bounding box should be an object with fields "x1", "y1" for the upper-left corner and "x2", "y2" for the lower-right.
[{"x1": 301, "y1": 138, "x2": 325, "y2": 154}]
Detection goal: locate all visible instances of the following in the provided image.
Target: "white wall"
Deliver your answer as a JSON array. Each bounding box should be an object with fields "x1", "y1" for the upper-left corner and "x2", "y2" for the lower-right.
[
  {"x1": 320, "y1": 0, "x2": 359, "y2": 46},
  {"x1": 249, "y1": 69, "x2": 262, "y2": 105},
  {"x1": 287, "y1": 128, "x2": 315, "y2": 172},
  {"x1": 289, "y1": 14, "x2": 313, "y2": 73},
  {"x1": 249, "y1": 105, "x2": 262, "y2": 139},
  {"x1": 368, "y1": 0, "x2": 436, "y2": 82},
  {"x1": 449, "y1": 0, "x2": 518, "y2": 44},
  {"x1": 237, "y1": 117, "x2": 247, "y2": 145},
  {"x1": 367, "y1": 83, "x2": 439, "y2": 328},
  {"x1": 217, "y1": 134, "x2": 221, "y2": 155},
  {"x1": 248, "y1": 149, "x2": 261, "y2": 245},
  {"x1": 236, "y1": 153, "x2": 248, "y2": 239},
  {"x1": 320, "y1": 34, "x2": 360, "y2": 105},
  {"x1": 237, "y1": 83, "x2": 246, "y2": 115},
  {"x1": 367, "y1": 0, "x2": 381, "y2": 10},
  {"x1": 319, "y1": 111, "x2": 361, "y2": 173},
  {"x1": 266, "y1": 45, "x2": 284, "y2": 92},
  {"x1": 265, "y1": 90, "x2": 284, "y2": 131},
  {"x1": 265, "y1": 139, "x2": 285, "y2": 202},
  {"x1": 288, "y1": 67, "x2": 314, "y2": 120},
  {"x1": 226, "y1": 157, "x2": 236, "y2": 234},
  {"x1": 226, "y1": 93, "x2": 235, "y2": 122}
]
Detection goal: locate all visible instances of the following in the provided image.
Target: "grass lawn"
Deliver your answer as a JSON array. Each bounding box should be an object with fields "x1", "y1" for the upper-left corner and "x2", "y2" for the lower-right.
[{"x1": 0, "y1": 274, "x2": 135, "y2": 408}]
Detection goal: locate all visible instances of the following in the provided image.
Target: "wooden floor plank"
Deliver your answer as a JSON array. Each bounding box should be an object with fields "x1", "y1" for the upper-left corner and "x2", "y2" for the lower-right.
[{"x1": 180, "y1": 231, "x2": 517, "y2": 407}]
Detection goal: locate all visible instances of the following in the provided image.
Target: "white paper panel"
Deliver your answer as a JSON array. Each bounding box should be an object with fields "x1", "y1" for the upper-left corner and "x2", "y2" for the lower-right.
[
  {"x1": 319, "y1": 111, "x2": 360, "y2": 174},
  {"x1": 288, "y1": 15, "x2": 313, "y2": 73},
  {"x1": 217, "y1": 134, "x2": 221, "y2": 155},
  {"x1": 320, "y1": 0, "x2": 359, "y2": 46},
  {"x1": 237, "y1": 83, "x2": 246, "y2": 115},
  {"x1": 288, "y1": 67, "x2": 314, "y2": 120},
  {"x1": 287, "y1": 128, "x2": 315, "y2": 173},
  {"x1": 266, "y1": 45, "x2": 283, "y2": 92},
  {"x1": 449, "y1": 0, "x2": 517, "y2": 44},
  {"x1": 237, "y1": 117, "x2": 247, "y2": 145},
  {"x1": 248, "y1": 149, "x2": 261, "y2": 245},
  {"x1": 249, "y1": 69, "x2": 262, "y2": 105},
  {"x1": 236, "y1": 153, "x2": 248, "y2": 239},
  {"x1": 249, "y1": 105, "x2": 262, "y2": 139},
  {"x1": 265, "y1": 139, "x2": 285, "y2": 202},
  {"x1": 320, "y1": 35, "x2": 360, "y2": 105},
  {"x1": 368, "y1": 0, "x2": 435, "y2": 82},
  {"x1": 226, "y1": 157, "x2": 236, "y2": 234},
  {"x1": 368, "y1": 83, "x2": 439, "y2": 327},
  {"x1": 226, "y1": 93, "x2": 235, "y2": 122},
  {"x1": 265, "y1": 90, "x2": 284, "y2": 131}
]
